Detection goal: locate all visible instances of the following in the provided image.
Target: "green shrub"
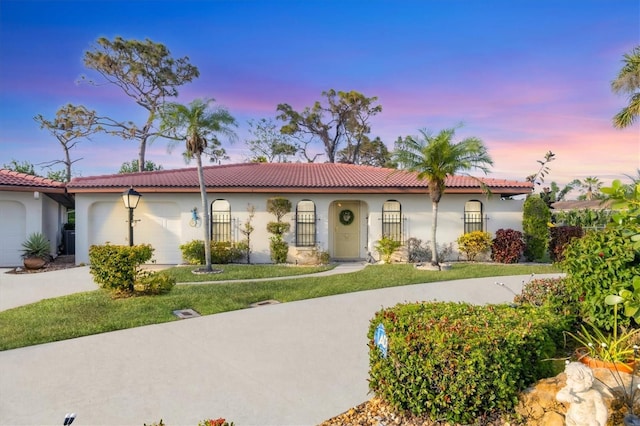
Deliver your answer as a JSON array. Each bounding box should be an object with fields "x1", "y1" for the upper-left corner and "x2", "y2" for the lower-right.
[
  {"x1": 522, "y1": 195, "x2": 551, "y2": 261},
  {"x1": 368, "y1": 302, "x2": 566, "y2": 423},
  {"x1": 561, "y1": 227, "x2": 640, "y2": 330},
  {"x1": 548, "y1": 225, "x2": 584, "y2": 262},
  {"x1": 180, "y1": 240, "x2": 206, "y2": 265},
  {"x1": 553, "y1": 208, "x2": 611, "y2": 229},
  {"x1": 269, "y1": 236, "x2": 289, "y2": 263},
  {"x1": 491, "y1": 228, "x2": 525, "y2": 263},
  {"x1": 266, "y1": 197, "x2": 291, "y2": 263},
  {"x1": 89, "y1": 244, "x2": 153, "y2": 294},
  {"x1": 133, "y1": 271, "x2": 176, "y2": 295},
  {"x1": 210, "y1": 241, "x2": 243, "y2": 264},
  {"x1": 266, "y1": 197, "x2": 292, "y2": 221},
  {"x1": 375, "y1": 235, "x2": 402, "y2": 263},
  {"x1": 266, "y1": 221, "x2": 290, "y2": 235},
  {"x1": 456, "y1": 231, "x2": 492, "y2": 261},
  {"x1": 514, "y1": 277, "x2": 577, "y2": 319},
  {"x1": 180, "y1": 240, "x2": 244, "y2": 265}
]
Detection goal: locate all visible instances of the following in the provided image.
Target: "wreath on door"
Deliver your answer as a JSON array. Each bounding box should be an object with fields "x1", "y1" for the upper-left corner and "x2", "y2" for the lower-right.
[{"x1": 339, "y1": 209, "x2": 354, "y2": 226}]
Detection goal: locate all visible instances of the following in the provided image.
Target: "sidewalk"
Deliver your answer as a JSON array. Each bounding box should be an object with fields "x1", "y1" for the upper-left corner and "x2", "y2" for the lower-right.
[{"x1": 0, "y1": 265, "x2": 563, "y2": 425}]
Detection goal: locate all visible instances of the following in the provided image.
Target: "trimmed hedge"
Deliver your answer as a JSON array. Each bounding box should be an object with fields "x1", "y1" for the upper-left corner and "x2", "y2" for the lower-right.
[
  {"x1": 368, "y1": 302, "x2": 568, "y2": 423},
  {"x1": 180, "y1": 240, "x2": 244, "y2": 265}
]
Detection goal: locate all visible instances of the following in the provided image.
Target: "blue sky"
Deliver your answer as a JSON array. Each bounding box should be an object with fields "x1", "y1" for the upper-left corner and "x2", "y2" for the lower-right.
[{"x1": 0, "y1": 0, "x2": 638, "y2": 191}]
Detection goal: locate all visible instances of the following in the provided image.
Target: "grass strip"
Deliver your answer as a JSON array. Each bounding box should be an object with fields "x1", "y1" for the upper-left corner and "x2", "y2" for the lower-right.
[{"x1": 0, "y1": 263, "x2": 559, "y2": 351}]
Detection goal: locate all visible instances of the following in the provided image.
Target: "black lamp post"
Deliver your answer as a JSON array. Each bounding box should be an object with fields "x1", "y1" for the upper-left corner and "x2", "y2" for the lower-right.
[{"x1": 121, "y1": 187, "x2": 142, "y2": 246}]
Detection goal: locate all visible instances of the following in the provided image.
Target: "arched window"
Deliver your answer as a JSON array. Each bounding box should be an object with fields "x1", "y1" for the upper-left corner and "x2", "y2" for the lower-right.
[
  {"x1": 382, "y1": 200, "x2": 402, "y2": 241},
  {"x1": 211, "y1": 199, "x2": 231, "y2": 242},
  {"x1": 464, "y1": 200, "x2": 483, "y2": 233},
  {"x1": 295, "y1": 200, "x2": 316, "y2": 247}
]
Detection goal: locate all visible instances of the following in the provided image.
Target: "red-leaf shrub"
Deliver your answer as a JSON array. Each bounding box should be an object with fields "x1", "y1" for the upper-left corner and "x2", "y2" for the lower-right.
[
  {"x1": 549, "y1": 225, "x2": 584, "y2": 262},
  {"x1": 491, "y1": 228, "x2": 525, "y2": 263}
]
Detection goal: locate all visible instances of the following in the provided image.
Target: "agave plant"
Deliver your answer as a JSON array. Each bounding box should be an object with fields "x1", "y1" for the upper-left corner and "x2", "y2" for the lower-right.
[{"x1": 20, "y1": 232, "x2": 51, "y2": 261}]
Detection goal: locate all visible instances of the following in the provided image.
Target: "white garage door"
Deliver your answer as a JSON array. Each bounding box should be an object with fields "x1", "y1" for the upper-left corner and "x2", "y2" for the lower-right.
[
  {"x1": 0, "y1": 201, "x2": 27, "y2": 267},
  {"x1": 89, "y1": 201, "x2": 181, "y2": 265}
]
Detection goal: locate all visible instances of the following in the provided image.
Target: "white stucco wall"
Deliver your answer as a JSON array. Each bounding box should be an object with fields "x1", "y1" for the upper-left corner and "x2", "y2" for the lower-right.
[
  {"x1": 0, "y1": 191, "x2": 65, "y2": 266},
  {"x1": 74, "y1": 191, "x2": 525, "y2": 266}
]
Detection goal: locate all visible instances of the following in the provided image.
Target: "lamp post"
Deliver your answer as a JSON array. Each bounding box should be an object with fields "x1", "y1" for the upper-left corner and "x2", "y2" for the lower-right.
[{"x1": 121, "y1": 187, "x2": 142, "y2": 246}]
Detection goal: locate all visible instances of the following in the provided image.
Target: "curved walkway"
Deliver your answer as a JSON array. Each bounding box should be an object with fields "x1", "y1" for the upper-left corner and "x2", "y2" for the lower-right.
[{"x1": 0, "y1": 264, "x2": 563, "y2": 426}]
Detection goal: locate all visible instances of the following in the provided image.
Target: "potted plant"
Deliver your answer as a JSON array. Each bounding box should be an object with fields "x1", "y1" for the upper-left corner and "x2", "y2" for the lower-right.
[
  {"x1": 570, "y1": 322, "x2": 639, "y2": 373},
  {"x1": 569, "y1": 294, "x2": 640, "y2": 425},
  {"x1": 20, "y1": 232, "x2": 51, "y2": 270}
]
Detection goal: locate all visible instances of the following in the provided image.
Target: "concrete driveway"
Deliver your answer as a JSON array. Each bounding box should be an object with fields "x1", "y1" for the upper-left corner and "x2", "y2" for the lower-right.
[{"x1": 0, "y1": 265, "x2": 562, "y2": 425}]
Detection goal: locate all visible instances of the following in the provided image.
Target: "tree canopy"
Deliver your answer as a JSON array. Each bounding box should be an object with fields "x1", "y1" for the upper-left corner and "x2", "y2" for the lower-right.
[
  {"x1": 245, "y1": 118, "x2": 298, "y2": 162},
  {"x1": 118, "y1": 159, "x2": 164, "y2": 174},
  {"x1": 276, "y1": 89, "x2": 382, "y2": 163},
  {"x1": 81, "y1": 36, "x2": 199, "y2": 171},
  {"x1": 34, "y1": 104, "x2": 101, "y2": 182}
]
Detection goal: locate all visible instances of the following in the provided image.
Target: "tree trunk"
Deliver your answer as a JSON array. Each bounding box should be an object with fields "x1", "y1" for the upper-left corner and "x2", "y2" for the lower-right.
[
  {"x1": 196, "y1": 153, "x2": 212, "y2": 271},
  {"x1": 64, "y1": 147, "x2": 72, "y2": 182},
  {"x1": 138, "y1": 138, "x2": 146, "y2": 173},
  {"x1": 430, "y1": 199, "x2": 439, "y2": 266}
]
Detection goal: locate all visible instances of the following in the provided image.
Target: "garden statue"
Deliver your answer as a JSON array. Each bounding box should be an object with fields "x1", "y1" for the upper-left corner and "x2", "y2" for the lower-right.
[{"x1": 556, "y1": 362, "x2": 608, "y2": 426}]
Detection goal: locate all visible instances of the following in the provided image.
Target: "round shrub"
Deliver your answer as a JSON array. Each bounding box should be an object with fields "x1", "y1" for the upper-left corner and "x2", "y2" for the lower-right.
[
  {"x1": 368, "y1": 302, "x2": 568, "y2": 424},
  {"x1": 491, "y1": 228, "x2": 525, "y2": 263},
  {"x1": 456, "y1": 231, "x2": 491, "y2": 261},
  {"x1": 89, "y1": 243, "x2": 154, "y2": 294}
]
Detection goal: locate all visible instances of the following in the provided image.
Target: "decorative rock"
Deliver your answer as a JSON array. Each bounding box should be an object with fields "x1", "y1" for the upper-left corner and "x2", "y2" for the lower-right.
[{"x1": 516, "y1": 366, "x2": 640, "y2": 426}]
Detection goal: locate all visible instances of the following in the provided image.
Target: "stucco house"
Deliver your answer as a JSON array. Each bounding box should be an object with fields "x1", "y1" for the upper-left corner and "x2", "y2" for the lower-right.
[
  {"x1": 0, "y1": 169, "x2": 74, "y2": 267},
  {"x1": 66, "y1": 162, "x2": 533, "y2": 265}
]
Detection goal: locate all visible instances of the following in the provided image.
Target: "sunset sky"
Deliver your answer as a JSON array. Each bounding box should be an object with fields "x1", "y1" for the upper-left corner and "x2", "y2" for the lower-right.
[{"x1": 1, "y1": 0, "x2": 638, "y2": 194}]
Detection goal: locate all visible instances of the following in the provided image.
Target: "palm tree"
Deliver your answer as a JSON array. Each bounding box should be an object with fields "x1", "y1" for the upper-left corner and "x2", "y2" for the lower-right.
[
  {"x1": 574, "y1": 176, "x2": 602, "y2": 201},
  {"x1": 612, "y1": 46, "x2": 640, "y2": 129},
  {"x1": 393, "y1": 128, "x2": 493, "y2": 267},
  {"x1": 159, "y1": 98, "x2": 237, "y2": 272}
]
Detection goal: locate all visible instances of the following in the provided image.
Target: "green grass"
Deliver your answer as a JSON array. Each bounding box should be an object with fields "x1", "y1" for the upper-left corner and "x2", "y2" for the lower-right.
[
  {"x1": 163, "y1": 263, "x2": 335, "y2": 282},
  {"x1": 0, "y1": 263, "x2": 560, "y2": 351}
]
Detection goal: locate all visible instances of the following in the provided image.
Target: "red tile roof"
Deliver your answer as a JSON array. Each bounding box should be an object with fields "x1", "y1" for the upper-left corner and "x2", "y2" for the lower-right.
[
  {"x1": 66, "y1": 162, "x2": 533, "y2": 195},
  {"x1": 0, "y1": 169, "x2": 66, "y2": 192}
]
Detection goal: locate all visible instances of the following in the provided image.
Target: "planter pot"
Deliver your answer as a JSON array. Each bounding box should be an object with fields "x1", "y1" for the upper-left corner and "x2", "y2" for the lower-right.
[
  {"x1": 23, "y1": 257, "x2": 47, "y2": 270},
  {"x1": 576, "y1": 347, "x2": 636, "y2": 374}
]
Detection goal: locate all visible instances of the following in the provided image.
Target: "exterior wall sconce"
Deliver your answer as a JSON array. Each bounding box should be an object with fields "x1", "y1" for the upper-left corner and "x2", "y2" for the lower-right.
[{"x1": 121, "y1": 187, "x2": 142, "y2": 246}]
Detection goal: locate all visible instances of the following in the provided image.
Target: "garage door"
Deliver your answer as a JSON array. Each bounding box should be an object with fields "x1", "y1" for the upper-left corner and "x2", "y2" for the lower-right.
[
  {"x1": 88, "y1": 201, "x2": 181, "y2": 265},
  {"x1": 0, "y1": 201, "x2": 26, "y2": 267}
]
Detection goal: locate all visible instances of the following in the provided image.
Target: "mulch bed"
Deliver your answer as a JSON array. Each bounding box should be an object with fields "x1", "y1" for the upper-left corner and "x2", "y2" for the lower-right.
[{"x1": 319, "y1": 397, "x2": 511, "y2": 426}]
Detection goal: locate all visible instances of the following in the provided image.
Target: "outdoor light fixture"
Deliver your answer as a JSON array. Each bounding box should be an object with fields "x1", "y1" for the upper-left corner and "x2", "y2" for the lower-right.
[{"x1": 121, "y1": 187, "x2": 142, "y2": 246}]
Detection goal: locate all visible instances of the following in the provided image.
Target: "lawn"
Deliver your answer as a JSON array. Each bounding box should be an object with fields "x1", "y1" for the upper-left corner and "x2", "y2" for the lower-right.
[
  {"x1": 0, "y1": 262, "x2": 560, "y2": 351},
  {"x1": 162, "y1": 263, "x2": 335, "y2": 282}
]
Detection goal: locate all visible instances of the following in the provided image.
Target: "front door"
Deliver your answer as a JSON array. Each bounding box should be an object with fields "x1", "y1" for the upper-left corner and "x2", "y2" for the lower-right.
[{"x1": 333, "y1": 201, "x2": 360, "y2": 259}]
